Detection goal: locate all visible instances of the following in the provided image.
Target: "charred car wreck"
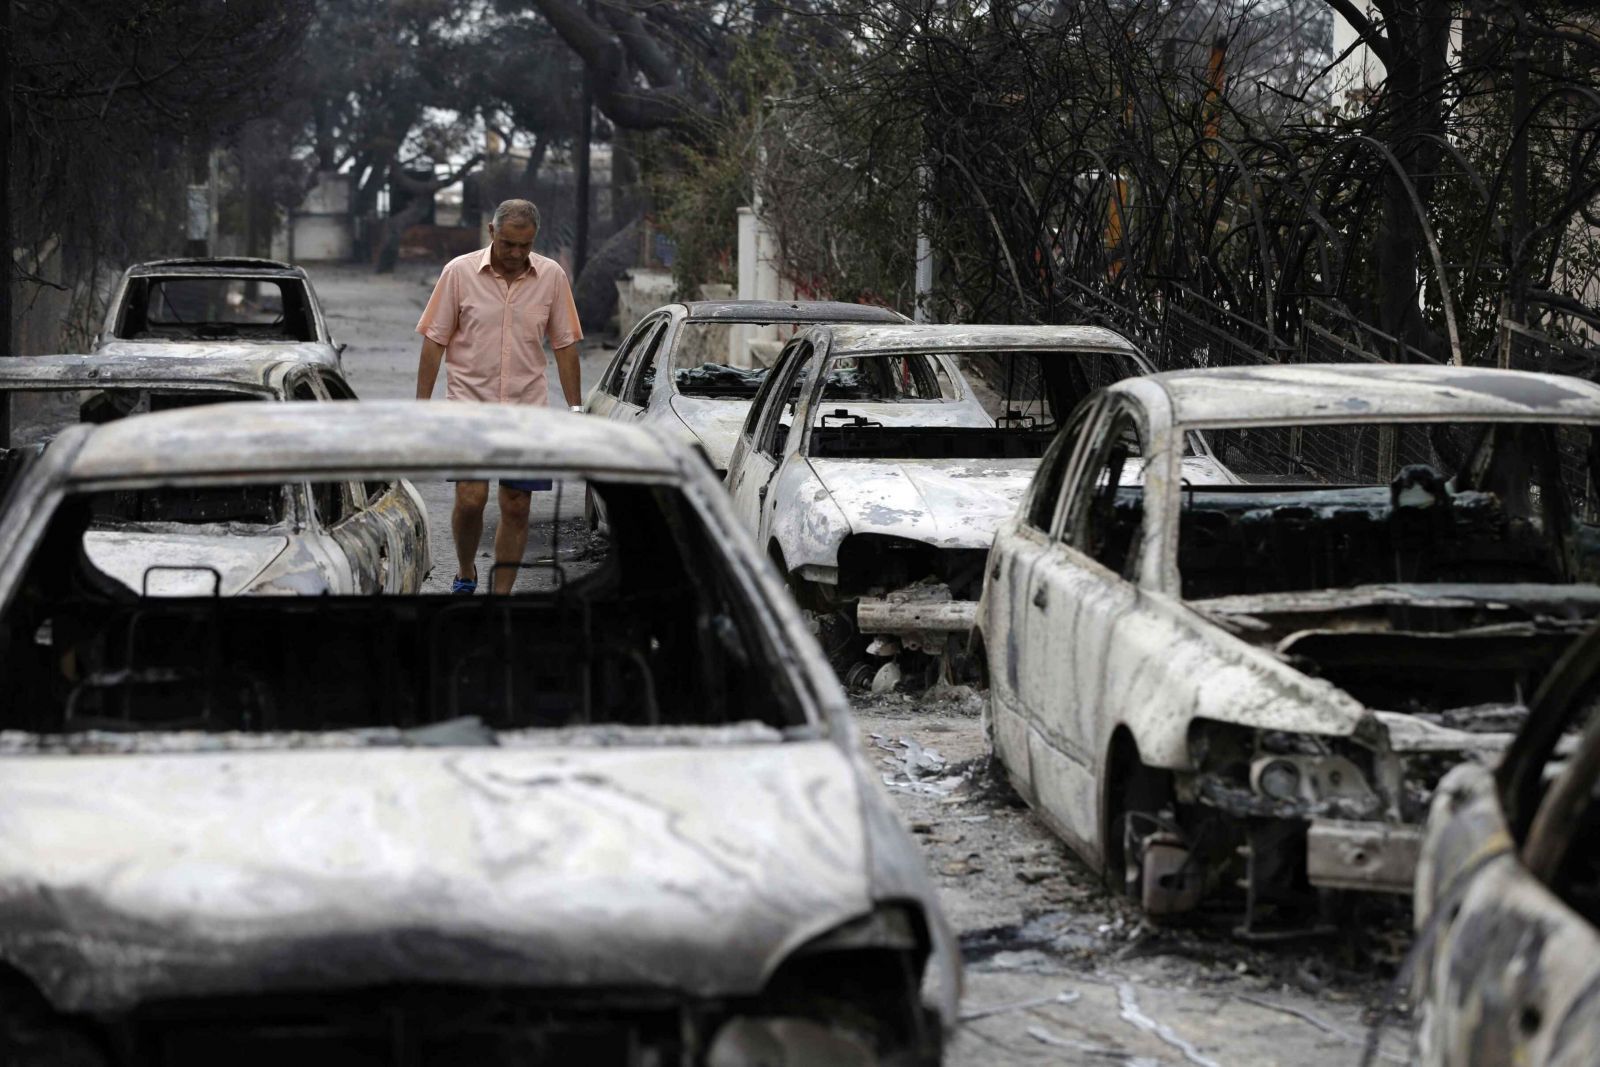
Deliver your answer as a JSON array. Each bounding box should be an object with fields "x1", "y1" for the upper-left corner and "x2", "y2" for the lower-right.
[
  {"x1": 1412, "y1": 620, "x2": 1600, "y2": 1066},
  {"x1": 977, "y1": 364, "x2": 1600, "y2": 934},
  {"x1": 724, "y1": 323, "x2": 1232, "y2": 685},
  {"x1": 586, "y1": 299, "x2": 907, "y2": 477},
  {"x1": 0, "y1": 402, "x2": 956, "y2": 1065},
  {"x1": 93, "y1": 258, "x2": 347, "y2": 373},
  {"x1": 0, "y1": 354, "x2": 427, "y2": 596}
]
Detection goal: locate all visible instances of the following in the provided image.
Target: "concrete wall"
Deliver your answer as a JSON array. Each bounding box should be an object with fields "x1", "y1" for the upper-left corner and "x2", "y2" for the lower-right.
[
  {"x1": 728, "y1": 206, "x2": 795, "y2": 368},
  {"x1": 290, "y1": 171, "x2": 355, "y2": 262},
  {"x1": 614, "y1": 268, "x2": 676, "y2": 339},
  {"x1": 292, "y1": 215, "x2": 354, "y2": 262}
]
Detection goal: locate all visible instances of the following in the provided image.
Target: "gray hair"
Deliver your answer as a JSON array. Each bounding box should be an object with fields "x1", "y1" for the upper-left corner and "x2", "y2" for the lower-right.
[{"x1": 491, "y1": 198, "x2": 540, "y2": 231}]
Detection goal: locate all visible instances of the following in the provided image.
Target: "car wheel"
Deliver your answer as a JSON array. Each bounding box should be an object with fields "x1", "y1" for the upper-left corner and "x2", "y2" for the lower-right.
[{"x1": 1103, "y1": 731, "x2": 1178, "y2": 901}]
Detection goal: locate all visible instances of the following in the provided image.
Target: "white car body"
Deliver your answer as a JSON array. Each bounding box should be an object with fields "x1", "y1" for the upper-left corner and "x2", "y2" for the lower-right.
[
  {"x1": 0, "y1": 402, "x2": 956, "y2": 1062},
  {"x1": 0, "y1": 353, "x2": 429, "y2": 595},
  {"x1": 93, "y1": 257, "x2": 344, "y2": 373},
  {"x1": 585, "y1": 299, "x2": 907, "y2": 475},
  {"x1": 978, "y1": 363, "x2": 1600, "y2": 929},
  {"x1": 722, "y1": 323, "x2": 1229, "y2": 663}
]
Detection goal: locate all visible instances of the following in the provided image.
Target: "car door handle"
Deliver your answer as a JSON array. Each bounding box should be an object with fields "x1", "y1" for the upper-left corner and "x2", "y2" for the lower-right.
[{"x1": 1032, "y1": 584, "x2": 1048, "y2": 609}]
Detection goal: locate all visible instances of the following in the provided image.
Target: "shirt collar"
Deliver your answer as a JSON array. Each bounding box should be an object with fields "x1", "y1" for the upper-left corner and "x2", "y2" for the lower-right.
[{"x1": 478, "y1": 246, "x2": 538, "y2": 278}]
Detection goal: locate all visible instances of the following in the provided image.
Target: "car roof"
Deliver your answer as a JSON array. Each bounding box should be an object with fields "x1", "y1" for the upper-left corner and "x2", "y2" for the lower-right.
[
  {"x1": 1121, "y1": 364, "x2": 1600, "y2": 426},
  {"x1": 680, "y1": 299, "x2": 907, "y2": 324},
  {"x1": 126, "y1": 257, "x2": 305, "y2": 279},
  {"x1": 66, "y1": 401, "x2": 682, "y2": 484},
  {"x1": 817, "y1": 323, "x2": 1143, "y2": 357},
  {"x1": 0, "y1": 353, "x2": 306, "y2": 391}
]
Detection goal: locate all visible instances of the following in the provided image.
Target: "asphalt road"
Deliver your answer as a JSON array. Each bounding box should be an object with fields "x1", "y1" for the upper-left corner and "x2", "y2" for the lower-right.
[{"x1": 315, "y1": 260, "x2": 1408, "y2": 1066}]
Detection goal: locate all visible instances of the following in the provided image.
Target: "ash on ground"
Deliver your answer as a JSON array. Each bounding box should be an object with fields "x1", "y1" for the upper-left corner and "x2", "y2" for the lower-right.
[{"x1": 852, "y1": 691, "x2": 1412, "y2": 1066}]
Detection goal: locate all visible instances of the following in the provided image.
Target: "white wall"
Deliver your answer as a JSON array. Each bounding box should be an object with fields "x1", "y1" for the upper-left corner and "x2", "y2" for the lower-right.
[{"x1": 1329, "y1": 1, "x2": 1385, "y2": 103}]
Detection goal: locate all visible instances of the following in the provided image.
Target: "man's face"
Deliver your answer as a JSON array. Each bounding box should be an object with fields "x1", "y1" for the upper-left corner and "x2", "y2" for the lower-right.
[{"x1": 489, "y1": 220, "x2": 537, "y2": 275}]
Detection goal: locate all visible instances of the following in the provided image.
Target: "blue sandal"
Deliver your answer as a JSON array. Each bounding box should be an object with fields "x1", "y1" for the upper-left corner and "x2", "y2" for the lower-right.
[{"x1": 451, "y1": 574, "x2": 478, "y2": 595}]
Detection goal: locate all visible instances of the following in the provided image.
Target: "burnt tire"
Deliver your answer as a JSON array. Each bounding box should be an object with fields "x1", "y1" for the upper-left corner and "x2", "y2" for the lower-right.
[
  {"x1": 812, "y1": 606, "x2": 868, "y2": 676},
  {"x1": 1103, "y1": 734, "x2": 1176, "y2": 898}
]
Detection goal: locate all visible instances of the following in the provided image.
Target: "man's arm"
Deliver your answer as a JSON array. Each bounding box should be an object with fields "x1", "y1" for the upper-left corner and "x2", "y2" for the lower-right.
[
  {"x1": 417, "y1": 337, "x2": 447, "y2": 399},
  {"x1": 553, "y1": 343, "x2": 582, "y2": 408},
  {"x1": 415, "y1": 263, "x2": 457, "y2": 398}
]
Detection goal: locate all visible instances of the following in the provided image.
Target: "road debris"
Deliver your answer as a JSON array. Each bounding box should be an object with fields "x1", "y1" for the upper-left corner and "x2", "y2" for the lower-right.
[
  {"x1": 961, "y1": 989, "x2": 1080, "y2": 1022},
  {"x1": 1116, "y1": 981, "x2": 1221, "y2": 1067},
  {"x1": 1236, "y1": 994, "x2": 1406, "y2": 1063},
  {"x1": 1027, "y1": 1025, "x2": 1157, "y2": 1062},
  {"x1": 871, "y1": 733, "x2": 972, "y2": 796}
]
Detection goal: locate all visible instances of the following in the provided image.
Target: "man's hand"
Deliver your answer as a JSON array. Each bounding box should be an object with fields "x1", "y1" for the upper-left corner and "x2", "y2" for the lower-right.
[
  {"x1": 553, "y1": 342, "x2": 583, "y2": 408},
  {"x1": 416, "y1": 338, "x2": 447, "y2": 399}
]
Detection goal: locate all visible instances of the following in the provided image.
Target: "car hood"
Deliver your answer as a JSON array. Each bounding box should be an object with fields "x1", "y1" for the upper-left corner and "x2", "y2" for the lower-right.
[
  {"x1": 0, "y1": 741, "x2": 872, "y2": 1012},
  {"x1": 810, "y1": 457, "x2": 1038, "y2": 550},
  {"x1": 93, "y1": 339, "x2": 338, "y2": 369},
  {"x1": 669, "y1": 394, "x2": 752, "y2": 470},
  {"x1": 84, "y1": 529, "x2": 290, "y2": 596}
]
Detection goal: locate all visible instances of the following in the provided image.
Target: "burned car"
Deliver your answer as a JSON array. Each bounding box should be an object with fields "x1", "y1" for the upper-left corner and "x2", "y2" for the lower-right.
[
  {"x1": 723, "y1": 323, "x2": 1227, "y2": 683},
  {"x1": 1412, "y1": 621, "x2": 1600, "y2": 1066},
  {"x1": 92, "y1": 258, "x2": 344, "y2": 372},
  {"x1": 0, "y1": 402, "x2": 956, "y2": 1064},
  {"x1": 977, "y1": 363, "x2": 1600, "y2": 933},
  {"x1": 0, "y1": 354, "x2": 428, "y2": 596},
  {"x1": 586, "y1": 299, "x2": 907, "y2": 475}
]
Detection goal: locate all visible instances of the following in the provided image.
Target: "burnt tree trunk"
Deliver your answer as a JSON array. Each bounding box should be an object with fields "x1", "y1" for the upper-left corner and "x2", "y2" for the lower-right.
[
  {"x1": 1369, "y1": 0, "x2": 1453, "y2": 361},
  {"x1": 374, "y1": 196, "x2": 433, "y2": 274},
  {"x1": 374, "y1": 154, "x2": 485, "y2": 274},
  {"x1": 574, "y1": 216, "x2": 642, "y2": 332}
]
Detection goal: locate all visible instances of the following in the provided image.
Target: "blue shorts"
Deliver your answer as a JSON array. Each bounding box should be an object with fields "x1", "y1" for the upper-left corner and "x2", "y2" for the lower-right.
[{"x1": 450, "y1": 478, "x2": 553, "y2": 492}]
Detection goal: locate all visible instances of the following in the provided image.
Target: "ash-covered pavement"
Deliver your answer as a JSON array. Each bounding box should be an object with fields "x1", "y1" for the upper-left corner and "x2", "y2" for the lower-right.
[
  {"x1": 322, "y1": 262, "x2": 1409, "y2": 1066},
  {"x1": 855, "y1": 690, "x2": 1409, "y2": 1066}
]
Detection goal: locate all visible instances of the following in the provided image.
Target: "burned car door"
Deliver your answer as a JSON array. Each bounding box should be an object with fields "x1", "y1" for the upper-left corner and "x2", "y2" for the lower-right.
[
  {"x1": 1019, "y1": 397, "x2": 1154, "y2": 861},
  {"x1": 623, "y1": 317, "x2": 676, "y2": 415},
  {"x1": 728, "y1": 340, "x2": 813, "y2": 542},
  {"x1": 306, "y1": 478, "x2": 375, "y2": 593},
  {"x1": 308, "y1": 368, "x2": 424, "y2": 592},
  {"x1": 1415, "y1": 632, "x2": 1600, "y2": 1067},
  {"x1": 310, "y1": 472, "x2": 423, "y2": 595},
  {"x1": 586, "y1": 314, "x2": 654, "y2": 420},
  {"x1": 592, "y1": 316, "x2": 667, "y2": 423},
  {"x1": 345, "y1": 479, "x2": 427, "y2": 592},
  {"x1": 988, "y1": 400, "x2": 1101, "y2": 793},
  {"x1": 292, "y1": 369, "x2": 381, "y2": 593}
]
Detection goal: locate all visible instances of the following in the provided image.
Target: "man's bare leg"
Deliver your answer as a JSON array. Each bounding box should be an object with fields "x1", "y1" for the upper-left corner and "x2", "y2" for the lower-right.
[
  {"x1": 492, "y1": 485, "x2": 533, "y2": 594},
  {"x1": 452, "y1": 481, "x2": 489, "y2": 584}
]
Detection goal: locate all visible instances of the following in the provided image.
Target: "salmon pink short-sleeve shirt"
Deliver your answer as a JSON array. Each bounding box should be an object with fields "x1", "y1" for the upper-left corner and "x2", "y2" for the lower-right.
[{"x1": 416, "y1": 247, "x2": 583, "y2": 406}]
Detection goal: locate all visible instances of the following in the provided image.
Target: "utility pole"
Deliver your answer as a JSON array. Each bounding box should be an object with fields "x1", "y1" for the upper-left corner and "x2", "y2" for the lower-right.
[
  {"x1": 186, "y1": 140, "x2": 212, "y2": 257},
  {"x1": 573, "y1": 0, "x2": 595, "y2": 278},
  {"x1": 915, "y1": 164, "x2": 934, "y2": 322}
]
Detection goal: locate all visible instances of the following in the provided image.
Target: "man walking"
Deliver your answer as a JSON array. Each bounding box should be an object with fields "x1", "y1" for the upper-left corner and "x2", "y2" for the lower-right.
[{"x1": 415, "y1": 198, "x2": 583, "y2": 594}]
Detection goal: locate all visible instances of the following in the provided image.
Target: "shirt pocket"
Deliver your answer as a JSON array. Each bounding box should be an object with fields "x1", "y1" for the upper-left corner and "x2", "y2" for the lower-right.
[{"x1": 522, "y1": 296, "x2": 553, "y2": 341}]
